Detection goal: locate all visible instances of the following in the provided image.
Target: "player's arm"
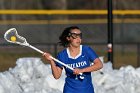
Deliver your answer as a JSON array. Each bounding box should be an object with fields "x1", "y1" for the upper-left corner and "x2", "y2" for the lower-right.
[
  {"x1": 49, "y1": 60, "x2": 63, "y2": 79},
  {"x1": 43, "y1": 53, "x2": 63, "y2": 79},
  {"x1": 73, "y1": 58, "x2": 103, "y2": 75}
]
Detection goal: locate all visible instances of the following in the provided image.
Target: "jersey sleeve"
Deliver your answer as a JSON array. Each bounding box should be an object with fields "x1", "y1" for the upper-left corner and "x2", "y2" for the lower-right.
[
  {"x1": 85, "y1": 46, "x2": 99, "y2": 62},
  {"x1": 55, "y1": 52, "x2": 64, "y2": 69}
]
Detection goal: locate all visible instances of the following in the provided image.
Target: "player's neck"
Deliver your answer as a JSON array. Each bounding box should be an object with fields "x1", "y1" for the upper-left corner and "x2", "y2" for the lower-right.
[
  {"x1": 68, "y1": 46, "x2": 80, "y2": 58},
  {"x1": 67, "y1": 45, "x2": 82, "y2": 58},
  {"x1": 68, "y1": 45, "x2": 80, "y2": 52}
]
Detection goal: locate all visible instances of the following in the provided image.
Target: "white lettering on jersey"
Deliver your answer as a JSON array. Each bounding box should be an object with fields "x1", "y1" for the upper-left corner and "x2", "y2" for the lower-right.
[{"x1": 67, "y1": 61, "x2": 87, "y2": 68}]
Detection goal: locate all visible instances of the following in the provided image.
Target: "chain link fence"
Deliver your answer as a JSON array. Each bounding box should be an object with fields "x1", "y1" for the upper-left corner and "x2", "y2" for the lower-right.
[{"x1": 0, "y1": 10, "x2": 140, "y2": 71}]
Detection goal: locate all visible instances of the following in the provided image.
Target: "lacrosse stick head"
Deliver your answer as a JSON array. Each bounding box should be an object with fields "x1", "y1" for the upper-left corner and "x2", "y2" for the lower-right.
[{"x1": 4, "y1": 28, "x2": 29, "y2": 46}]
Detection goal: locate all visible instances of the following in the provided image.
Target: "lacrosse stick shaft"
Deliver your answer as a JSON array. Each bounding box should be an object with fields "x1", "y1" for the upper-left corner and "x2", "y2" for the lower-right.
[
  {"x1": 29, "y1": 45, "x2": 74, "y2": 70},
  {"x1": 50, "y1": 56, "x2": 83, "y2": 76},
  {"x1": 28, "y1": 45, "x2": 83, "y2": 76},
  {"x1": 28, "y1": 45, "x2": 44, "y2": 54},
  {"x1": 50, "y1": 56, "x2": 73, "y2": 70},
  {"x1": 28, "y1": 45, "x2": 71, "y2": 68}
]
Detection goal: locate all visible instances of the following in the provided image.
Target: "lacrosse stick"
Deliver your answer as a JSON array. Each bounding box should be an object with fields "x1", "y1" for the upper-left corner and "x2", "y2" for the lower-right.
[{"x1": 4, "y1": 28, "x2": 84, "y2": 79}]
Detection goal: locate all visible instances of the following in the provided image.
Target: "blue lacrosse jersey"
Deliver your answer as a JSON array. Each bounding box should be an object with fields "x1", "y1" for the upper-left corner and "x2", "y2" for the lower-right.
[{"x1": 56, "y1": 45, "x2": 98, "y2": 93}]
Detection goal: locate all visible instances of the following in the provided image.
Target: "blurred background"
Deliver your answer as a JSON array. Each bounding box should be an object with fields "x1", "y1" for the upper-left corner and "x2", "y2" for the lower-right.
[{"x1": 0, "y1": 0, "x2": 140, "y2": 71}]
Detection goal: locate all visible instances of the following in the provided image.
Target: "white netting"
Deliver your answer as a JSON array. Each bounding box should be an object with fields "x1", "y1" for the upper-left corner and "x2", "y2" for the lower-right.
[{"x1": 4, "y1": 28, "x2": 28, "y2": 46}]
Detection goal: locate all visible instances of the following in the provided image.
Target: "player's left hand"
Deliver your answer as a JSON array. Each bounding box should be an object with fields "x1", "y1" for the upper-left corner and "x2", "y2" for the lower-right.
[{"x1": 73, "y1": 68, "x2": 83, "y2": 75}]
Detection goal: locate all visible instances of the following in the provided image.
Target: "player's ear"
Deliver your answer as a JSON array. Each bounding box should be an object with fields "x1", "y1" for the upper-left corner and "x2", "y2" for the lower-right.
[{"x1": 66, "y1": 36, "x2": 70, "y2": 41}]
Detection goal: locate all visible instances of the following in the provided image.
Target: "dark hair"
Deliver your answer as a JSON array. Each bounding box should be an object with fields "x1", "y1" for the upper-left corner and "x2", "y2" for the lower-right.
[{"x1": 59, "y1": 26, "x2": 80, "y2": 47}]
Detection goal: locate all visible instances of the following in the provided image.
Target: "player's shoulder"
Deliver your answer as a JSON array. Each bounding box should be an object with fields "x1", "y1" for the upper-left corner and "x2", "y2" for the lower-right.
[
  {"x1": 58, "y1": 48, "x2": 67, "y2": 56},
  {"x1": 82, "y1": 45, "x2": 95, "y2": 53},
  {"x1": 82, "y1": 45, "x2": 91, "y2": 50},
  {"x1": 57, "y1": 49, "x2": 68, "y2": 61}
]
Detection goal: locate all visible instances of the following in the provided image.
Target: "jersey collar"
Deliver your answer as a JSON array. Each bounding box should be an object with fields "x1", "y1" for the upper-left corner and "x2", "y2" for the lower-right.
[{"x1": 67, "y1": 45, "x2": 82, "y2": 59}]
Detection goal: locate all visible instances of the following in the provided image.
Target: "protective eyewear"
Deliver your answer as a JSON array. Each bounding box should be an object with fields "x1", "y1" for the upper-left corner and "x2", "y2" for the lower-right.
[{"x1": 69, "y1": 33, "x2": 82, "y2": 39}]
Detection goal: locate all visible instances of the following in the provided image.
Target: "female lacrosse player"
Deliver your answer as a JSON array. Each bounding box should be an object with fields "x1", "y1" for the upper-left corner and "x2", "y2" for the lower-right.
[{"x1": 43, "y1": 26, "x2": 103, "y2": 93}]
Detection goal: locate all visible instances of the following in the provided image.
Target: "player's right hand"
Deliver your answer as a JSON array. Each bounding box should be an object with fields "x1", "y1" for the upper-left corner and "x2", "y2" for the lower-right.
[{"x1": 43, "y1": 52, "x2": 53, "y2": 62}]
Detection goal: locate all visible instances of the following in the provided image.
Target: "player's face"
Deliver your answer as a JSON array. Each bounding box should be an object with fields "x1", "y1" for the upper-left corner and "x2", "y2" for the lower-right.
[{"x1": 68, "y1": 29, "x2": 82, "y2": 47}]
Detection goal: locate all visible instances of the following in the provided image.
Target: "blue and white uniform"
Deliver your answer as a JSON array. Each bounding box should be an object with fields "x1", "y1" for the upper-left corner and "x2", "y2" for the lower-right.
[{"x1": 56, "y1": 45, "x2": 98, "y2": 93}]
